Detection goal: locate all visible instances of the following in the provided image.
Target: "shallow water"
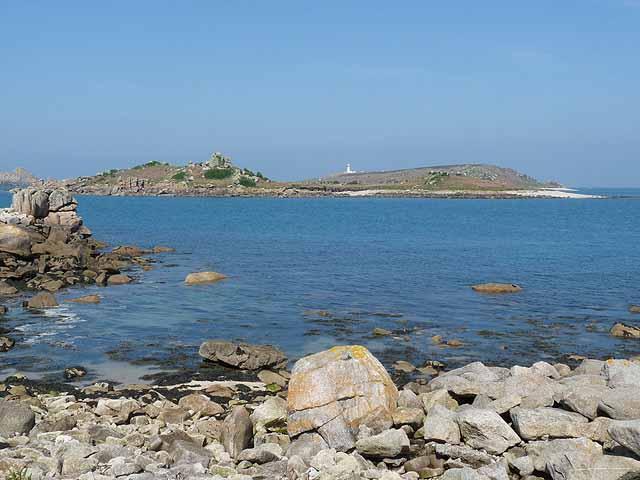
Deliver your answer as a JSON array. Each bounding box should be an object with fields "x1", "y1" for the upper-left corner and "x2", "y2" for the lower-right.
[{"x1": 1, "y1": 190, "x2": 639, "y2": 383}]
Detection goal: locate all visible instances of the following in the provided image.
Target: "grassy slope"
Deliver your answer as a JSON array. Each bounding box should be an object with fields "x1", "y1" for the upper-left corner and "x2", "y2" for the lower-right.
[{"x1": 78, "y1": 162, "x2": 556, "y2": 192}]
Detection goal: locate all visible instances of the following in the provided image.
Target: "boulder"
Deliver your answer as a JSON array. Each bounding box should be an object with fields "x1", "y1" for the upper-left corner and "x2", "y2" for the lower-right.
[
  {"x1": 11, "y1": 188, "x2": 49, "y2": 218},
  {"x1": 287, "y1": 345, "x2": 398, "y2": 451},
  {"x1": 471, "y1": 283, "x2": 522, "y2": 294},
  {"x1": 547, "y1": 451, "x2": 640, "y2": 480},
  {"x1": 391, "y1": 407, "x2": 424, "y2": 429},
  {"x1": 610, "y1": 322, "x2": 640, "y2": 338},
  {"x1": 422, "y1": 404, "x2": 460, "y2": 444},
  {"x1": 560, "y1": 385, "x2": 610, "y2": 419},
  {"x1": 107, "y1": 274, "x2": 132, "y2": 285},
  {"x1": 398, "y1": 389, "x2": 422, "y2": 409},
  {"x1": 250, "y1": 396, "x2": 287, "y2": 434},
  {"x1": 177, "y1": 393, "x2": 224, "y2": 416},
  {"x1": 598, "y1": 387, "x2": 640, "y2": 419},
  {"x1": 0, "y1": 224, "x2": 34, "y2": 257},
  {"x1": 44, "y1": 211, "x2": 83, "y2": 232},
  {"x1": 510, "y1": 407, "x2": 588, "y2": 440},
  {"x1": 525, "y1": 437, "x2": 603, "y2": 473},
  {"x1": 27, "y1": 292, "x2": 58, "y2": 309},
  {"x1": 112, "y1": 245, "x2": 148, "y2": 256},
  {"x1": 185, "y1": 271, "x2": 227, "y2": 285},
  {"x1": 152, "y1": 246, "x2": 175, "y2": 253},
  {"x1": 608, "y1": 420, "x2": 640, "y2": 457},
  {"x1": 169, "y1": 440, "x2": 212, "y2": 468},
  {"x1": 237, "y1": 443, "x2": 283, "y2": 464},
  {"x1": 64, "y1": 366, "x2": 87, "y2": 379},
  {"x1": 456, "y1": 408, "x2": 521, "y2": 454},
  {"x1": 48, "y1": 189, "x2": 76, "y2": 212},
  {"x1": 257, "y1": 369, "x2": 288, "y2": 387},
  {"x1": 354, "y1": 429, "x2": 409, "y2": 458},
  {"x1": 602, "y1": 358, "x2": 640, "y2": 388},
  {"x1": 286, "y1": 432, "x2": 329, "y2": 465},
  {"x1": 0, "y1": 281, "x2": 18, "y2": 295},
  {"x1": 222, "y1": 406, "x2": 253, "y2": 459},
  {"x1": 421, "y1": 389, "x2": 459, "y2": 413},
  {"x1": 573, "y1": 359, "x2": 606, "y2": 375},
  {"x1": 0, "y1": 400, "x2": 35, "y2": 436},
  {"x1": 67, "y1": 295, "x2": 101, "y2": 304},
  {"x1": 433, "y1": 443, "x2": 497, "y2": 468},
  {"x1": 0, "y1": 336, "x2": 15, "y2": 352},
  {"x1": 199, "y1": 340, "x2": 287, "y2": 370}
]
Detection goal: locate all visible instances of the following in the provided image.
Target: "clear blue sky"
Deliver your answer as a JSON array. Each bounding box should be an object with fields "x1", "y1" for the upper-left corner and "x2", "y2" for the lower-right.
[{"x1": 1, "y1": 1, "x2": 638, "y2": 186}]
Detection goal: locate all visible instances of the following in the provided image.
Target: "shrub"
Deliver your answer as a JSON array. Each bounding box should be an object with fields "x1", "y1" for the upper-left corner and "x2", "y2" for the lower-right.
[
  {"x1": 7, "y1": 468, "x2": 32, "y2": 480},
  {"x1": 238, "y1": 176, "x2": 257, "y2": 188},
  {"x1": 133, "y1": 160, "x2": 165, "y2": 170},
  {"x1": 204, "y1": 168, "x2": 234, "y2": 180},
  {"x1": 171, "y1": 172, "x2": 187, "y2": 181}
]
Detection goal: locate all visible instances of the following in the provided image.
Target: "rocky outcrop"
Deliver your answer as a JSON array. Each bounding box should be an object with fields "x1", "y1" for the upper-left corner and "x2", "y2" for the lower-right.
[
  {"x1": 0, "y1": 188, "x2": 162, "y2": 296},
  {"x1": 287, "y1": 345, "x2": 399, "y2": 451}
]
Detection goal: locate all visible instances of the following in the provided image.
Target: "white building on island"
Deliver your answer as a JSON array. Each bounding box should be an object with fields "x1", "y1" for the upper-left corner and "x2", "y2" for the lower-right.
[{"x1": 345, "y1": 163, "x2": 356, "y2": 174}]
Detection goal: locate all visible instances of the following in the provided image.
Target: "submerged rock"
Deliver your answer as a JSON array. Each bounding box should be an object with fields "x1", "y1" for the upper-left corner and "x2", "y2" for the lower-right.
[
  {"x1": 67, "y1": 294, "x2": 101, "y2": 304},
  {"x1": 471, "y1": 283, "x2": 522, "y2": 294},
  {"x1": 610, "y1": 322, "x2": 640, "y2": 338},
  {"x1": 64, "y1": 366, "x2": 87, "y2": 380},
  {"x1": 287, "y1": 345, "x2": 398, "y2": 451},
  {"x1": 0, "y1": 336, "x2": 15, "y2": 352}
]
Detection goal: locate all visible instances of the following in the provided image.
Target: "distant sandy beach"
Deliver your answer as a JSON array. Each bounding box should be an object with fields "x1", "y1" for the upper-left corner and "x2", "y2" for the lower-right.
[{"x1": 337, "y1": 188, "x2": 604, "y2": 199}]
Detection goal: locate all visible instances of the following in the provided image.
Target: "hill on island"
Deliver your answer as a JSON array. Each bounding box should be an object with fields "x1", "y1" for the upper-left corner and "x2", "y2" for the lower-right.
[
  {"x1": 0, "y1": 168, "x2": 39, "y2": 188},
  {"x1": 316, "y1": 164, "x2": 559, "y2": 191},
  {"x1": 61, "y1": 153, "x2": 270, "y2": 195}
]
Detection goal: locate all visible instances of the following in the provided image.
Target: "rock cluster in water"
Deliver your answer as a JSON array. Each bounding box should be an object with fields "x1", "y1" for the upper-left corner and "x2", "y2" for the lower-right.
[
  {"x1": 1, "y1": 344, "x2": 639, "y2": 479},
  {"x1": 0, "y1": 188, "x2": 153, "y2": 298}
]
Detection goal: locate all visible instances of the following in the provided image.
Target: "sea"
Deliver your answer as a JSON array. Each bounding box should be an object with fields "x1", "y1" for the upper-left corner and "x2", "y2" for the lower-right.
[{"x1": 0, "y1": 188, "x2": 639, "y2": 384}]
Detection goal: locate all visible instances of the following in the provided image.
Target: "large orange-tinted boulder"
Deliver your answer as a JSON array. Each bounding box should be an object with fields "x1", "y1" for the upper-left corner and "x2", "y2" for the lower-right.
[
  {"x1": 287, "y1": 345, "x2": 398, "y2": 451},
  {"x1": 185, "y1": 271, "x2": 227, "y2": 285},
  {"x1": 472, "y1": 283, "x2": 522, "y2": 294}
]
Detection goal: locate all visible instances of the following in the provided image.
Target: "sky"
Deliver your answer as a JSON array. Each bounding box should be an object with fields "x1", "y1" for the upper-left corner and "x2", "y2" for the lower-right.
[{"x1": 0, "y1": 1, "x2": 639, "y2": 186}]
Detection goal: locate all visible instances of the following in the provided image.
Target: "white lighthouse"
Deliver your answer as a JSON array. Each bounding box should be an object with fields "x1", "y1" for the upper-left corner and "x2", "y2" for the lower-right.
[{"x1": 345, "y1": 163, "x2": 355, "y2": 174}]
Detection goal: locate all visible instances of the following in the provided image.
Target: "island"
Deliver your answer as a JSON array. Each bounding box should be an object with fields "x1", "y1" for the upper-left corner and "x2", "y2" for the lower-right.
[{"x1": 1, "y1": 154, "x2": 601, "y2": 199}]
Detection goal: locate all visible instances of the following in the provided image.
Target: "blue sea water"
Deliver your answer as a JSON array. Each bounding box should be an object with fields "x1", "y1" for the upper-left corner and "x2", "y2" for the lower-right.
[{"x1": 1, "y1": 190, "x2": 639, "y2": 383}]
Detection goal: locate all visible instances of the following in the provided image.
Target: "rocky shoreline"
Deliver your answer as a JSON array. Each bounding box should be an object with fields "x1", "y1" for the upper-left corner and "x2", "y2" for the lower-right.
[
  {"x1": 0, "y1": 187, "x2": 172, "y2": 357},
  {"x1": 0, "y1": 341, "x2": 639, "y2": 479},
  {"x1": 61, "y1": 183, "x2": 603, "y2": 200}
]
